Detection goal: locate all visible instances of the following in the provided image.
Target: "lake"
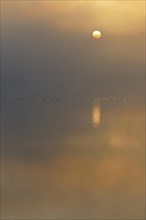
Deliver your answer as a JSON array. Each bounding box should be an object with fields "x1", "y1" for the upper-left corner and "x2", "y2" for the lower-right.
[{"x1": 1, "y1": 96, "x2": 145, "y2": 219}]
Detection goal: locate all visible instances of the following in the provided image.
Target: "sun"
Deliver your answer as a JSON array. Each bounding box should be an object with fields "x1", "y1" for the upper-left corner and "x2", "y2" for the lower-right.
[{"x1": 92, "y1": 30, "x2": 102, "y2": 40}]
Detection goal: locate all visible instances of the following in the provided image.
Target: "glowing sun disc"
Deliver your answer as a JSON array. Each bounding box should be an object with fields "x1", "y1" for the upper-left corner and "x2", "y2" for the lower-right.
[{"x1": 92, "y1": 30, "x2": 102, "y2": 39}]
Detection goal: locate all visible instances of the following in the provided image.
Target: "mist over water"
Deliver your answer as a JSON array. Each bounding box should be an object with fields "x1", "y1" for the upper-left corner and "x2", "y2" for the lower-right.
[
  {"x1": 1, "y1": 97, "x2": 145, "y2": 219},
  {"x1": 1, "y1": 1, "x2": 145, "y2": 219}
]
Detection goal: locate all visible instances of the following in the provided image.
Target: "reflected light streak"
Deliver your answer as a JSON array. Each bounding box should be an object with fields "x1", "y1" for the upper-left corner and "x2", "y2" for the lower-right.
[{"x1": 92, "y1": 99, "x2": 101, "y2": 128}]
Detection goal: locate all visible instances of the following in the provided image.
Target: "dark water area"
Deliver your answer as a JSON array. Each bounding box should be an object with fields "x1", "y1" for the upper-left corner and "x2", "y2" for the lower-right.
[{"x1": 1, "y1": 97, "x2": 145, "y2": 219}]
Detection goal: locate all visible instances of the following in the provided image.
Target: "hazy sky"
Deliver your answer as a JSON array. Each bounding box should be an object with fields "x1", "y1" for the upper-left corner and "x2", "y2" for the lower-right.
[{"x1": 1, "y1": 0, "x2": 145, "y2": 97}]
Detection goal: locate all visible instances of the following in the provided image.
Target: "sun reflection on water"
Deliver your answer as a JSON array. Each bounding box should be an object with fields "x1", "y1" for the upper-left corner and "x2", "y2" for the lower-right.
[{"x1": 92, "y1": 98, "x2": 101, "y2": 128}]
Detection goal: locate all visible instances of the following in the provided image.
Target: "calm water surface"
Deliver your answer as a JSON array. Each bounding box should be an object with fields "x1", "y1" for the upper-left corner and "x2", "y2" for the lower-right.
[{"x1": 1, "y1": 97, "x2": 145, "y2": 219}]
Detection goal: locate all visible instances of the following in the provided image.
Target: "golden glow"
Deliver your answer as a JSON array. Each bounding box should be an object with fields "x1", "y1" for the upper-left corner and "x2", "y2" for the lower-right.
[
  {"x1": 3, "y1": 1, "x2": 144, "y2": 35},
  {"x1": 92, "y1": 30, "x2": 102, "y2": 40},
  {"x1": 92, "y1": 99, "x2": 101, "y2": 128}
]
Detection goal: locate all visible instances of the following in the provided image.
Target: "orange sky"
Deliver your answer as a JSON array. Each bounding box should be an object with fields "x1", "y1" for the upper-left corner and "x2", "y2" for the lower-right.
[{"x1": 2, "y1": 1, "x2": 145, "y2": 35}]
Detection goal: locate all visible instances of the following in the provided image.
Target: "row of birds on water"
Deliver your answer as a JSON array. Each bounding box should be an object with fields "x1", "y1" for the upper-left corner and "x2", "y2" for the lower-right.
[{"x1": 15, "y1": 96, "x2": 129, "y2": 102}]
